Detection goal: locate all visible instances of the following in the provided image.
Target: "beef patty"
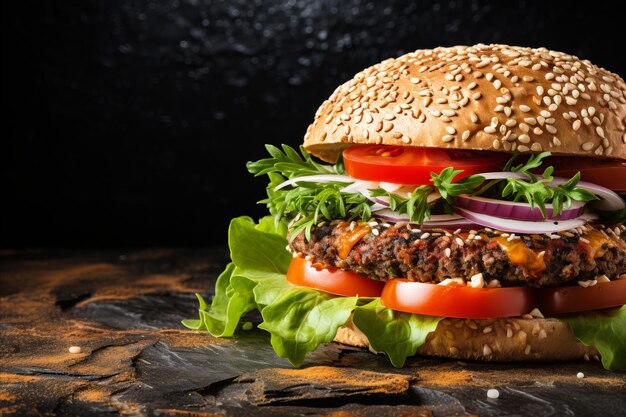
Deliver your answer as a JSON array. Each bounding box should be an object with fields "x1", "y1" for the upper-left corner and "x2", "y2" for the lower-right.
[{"x1": 289, "y1": 221, "x2": 626, "y2": 287}]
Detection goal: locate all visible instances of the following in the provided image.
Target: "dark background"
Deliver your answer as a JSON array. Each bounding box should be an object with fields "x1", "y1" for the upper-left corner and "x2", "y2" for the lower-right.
[{"x1": 3, "y1": 0, "x2": 625, "y2": 248}]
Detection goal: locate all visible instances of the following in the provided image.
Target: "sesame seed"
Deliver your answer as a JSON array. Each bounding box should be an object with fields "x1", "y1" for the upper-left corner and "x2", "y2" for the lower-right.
[
  {"x1": 524, "y1": 117, "x2": 537, "y2": 125},
  {"x1": 581, "y1": 142, "x2": 594, "y2": 151},
  {"x1": 519, "y1": 104, "x2": 531, "y2": 112},
  {"x1": 525, "y1": 345, "x2": 531, "y2": 355},
  {"x1": 596, "y1": 126, "x2": 605, "y2": 138},
  {"x1": 483, "y1": 326, "x2": 493, "y2": 334},
  {"x1": 577, "y1": 372, "x2": 585, "y2": 379},
  {"x1": 493, "y1": 80, "x2": 502, "y2": 89},
  {"x1": 69, "y1": 346, "x2": 82, "y2": 354},
  {"x1": 446, "y1": 126, "x2": 456, "y2": 134},
  {"x1": 445, "y1": 248, "x2": 451, "y2": 258},
  {"x1": 462, "y1": 130, "x2": 471, "y2": 141},
  {"x1": 442, "y1": 135, "x2": 455, "y2": 142},
  {"x1": 470, "y1": 272, "x2": 484, "y2": 288},
  {"x1": 487, "y1": 389, "x2": 499, "y2": 399},
  {"x1": 420, "y1": 232, "x2": 430, "y2": 239},
  {"x1": 483, "y1": 344, "x2": 493, "y2": 356},
  {"x1": 518, "y1": 134, "x2": 531, "y2": 144},
  {"x1": 455, "y1": 237, "x2": 464, "y2": 246},
  {"x1": 372, "y1": 228, "x2": 380, "y2": 236}
]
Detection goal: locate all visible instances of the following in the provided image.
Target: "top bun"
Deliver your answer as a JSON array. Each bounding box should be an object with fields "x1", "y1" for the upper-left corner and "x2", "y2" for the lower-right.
[{"x1": 303, "y1": 44, "x2": 626, "y2": 162}]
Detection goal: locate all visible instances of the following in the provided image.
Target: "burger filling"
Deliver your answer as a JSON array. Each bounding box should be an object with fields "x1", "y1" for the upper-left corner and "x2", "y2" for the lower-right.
[
  {"x1": 290, "y1": 221, "x2": 626, "y2": 287},
  {"x1": 185, "y1": 144, "x2": 626, "y2": 371}
]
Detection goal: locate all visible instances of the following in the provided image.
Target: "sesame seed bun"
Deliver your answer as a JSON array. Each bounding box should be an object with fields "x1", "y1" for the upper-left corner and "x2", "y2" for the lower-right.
[
  {"x1": 335, "y1": 315, "x2": 599, "y2": 363},
  {"x1": 303, "y1": 44, "x2": 626, "y2": 162}
]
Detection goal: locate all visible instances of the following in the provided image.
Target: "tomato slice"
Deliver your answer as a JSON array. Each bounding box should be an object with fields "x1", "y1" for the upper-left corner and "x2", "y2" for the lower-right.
[
  {"x1": 286, "y1": 256, "x2": 384, "y2": 297},
  {"x1": 547, "y1": 156, "x2": 626, "y2": 192},
  {"x1": 343, "y1": 145, "x2": 508, "y2": 184},
  {"x1": 537, "y1": 279, "x2": 626, "y2": 315},
  {"x1": 381, "y1": 279, "x2": 536, "y2": 319}
]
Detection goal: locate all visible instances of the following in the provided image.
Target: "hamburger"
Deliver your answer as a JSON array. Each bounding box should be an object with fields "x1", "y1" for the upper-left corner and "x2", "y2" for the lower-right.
[{"x1": 184, "y1": 44, "x2": 626, "y2": 370}]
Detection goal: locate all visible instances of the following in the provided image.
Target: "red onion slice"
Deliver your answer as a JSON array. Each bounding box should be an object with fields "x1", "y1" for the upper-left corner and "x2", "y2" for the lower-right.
[
  {"x1": 372, "y1": 209, "x2": 475, "y2": 229},
  {"x1": 455, "y1": 194, "x2": 585, "y2": 221},
  {"x1": 453, "y1": 207, "x2": 597, "y2": 234}
]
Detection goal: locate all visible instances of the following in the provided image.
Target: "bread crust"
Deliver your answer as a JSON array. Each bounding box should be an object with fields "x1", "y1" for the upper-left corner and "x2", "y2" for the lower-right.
[
  {"x1": 334, "y1": 315, "x2": 598, "y2": 362},
  {"x1": 303, "y1": 44, "x2": 626, "y2": 162}
]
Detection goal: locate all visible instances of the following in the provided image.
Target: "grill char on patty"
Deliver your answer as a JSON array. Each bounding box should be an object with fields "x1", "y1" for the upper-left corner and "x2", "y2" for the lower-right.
[{"x1": 289, "y1": 221, "x2": 626, "y2": 288}]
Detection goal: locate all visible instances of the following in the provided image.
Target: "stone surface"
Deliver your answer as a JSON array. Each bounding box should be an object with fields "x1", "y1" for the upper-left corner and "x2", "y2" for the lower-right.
[{"x1": 1, "y1": 248, "x2": 625, "y2": 416}]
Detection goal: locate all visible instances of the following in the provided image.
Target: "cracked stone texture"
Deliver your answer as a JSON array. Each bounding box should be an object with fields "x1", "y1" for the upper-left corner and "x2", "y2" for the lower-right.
[
  {"x1": 1, "y1": 248, "x2": 625, "y2": 416},
  {"x1": 5, "y1": 1, "x2": 626, "y2": 248}
]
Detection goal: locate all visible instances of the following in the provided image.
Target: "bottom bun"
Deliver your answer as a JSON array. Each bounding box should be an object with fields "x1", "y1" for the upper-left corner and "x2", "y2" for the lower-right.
[{"x1": 334, "y1": 316, "x2": 598, "y2": 362}]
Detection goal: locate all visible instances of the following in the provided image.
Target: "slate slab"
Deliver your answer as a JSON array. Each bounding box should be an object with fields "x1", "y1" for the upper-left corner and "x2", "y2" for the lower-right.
[{"x1": 1, "y1": 248, "x2": 624, "y2": 416}]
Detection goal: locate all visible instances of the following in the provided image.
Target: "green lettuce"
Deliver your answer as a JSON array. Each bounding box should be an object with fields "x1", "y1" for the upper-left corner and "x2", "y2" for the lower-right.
[
  {"x1": 564, "y1": 306, "x2": 626, "y2": 371},
  {"x1": 183, "y1": 216, "x2": 443, "y2": 367},
  {"x1": 259, "y1": 290, "x2": 358, "y2": 367},
  {"x1": 353, "y1": 299, "x2": 442, "y2": 367},
  {"x1": 184, "y1": 216, "x2": 626, "y2": 371},
  {"x1": 180, "y1": 264, "x2": 256, "y2": 336}
]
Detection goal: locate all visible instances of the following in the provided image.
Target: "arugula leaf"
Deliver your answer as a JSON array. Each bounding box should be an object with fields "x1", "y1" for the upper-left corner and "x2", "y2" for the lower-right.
[
  {"x1": 563, "y1": 306, "x2": 626, "y2": 371},
  {"x1": 352, "y1": 299, "x2": 442, "y2": 368},
  {"x1": 502, "y1": 171, "x2": 597, "y2": 217},
  {"x1": 431, "y1": 167, "x2": 485, "y2": 201},
  {"x1": 247, "y1": 144, "x2": 333, "y2": 178},
  {"x1": 369, "y1": 186, "x2": 434, "y2": 224},
  {"x1": 258, "y1": 289, "x2": 358, "y2": 367},
  {"x1": 334, "y1": 152, "x2": 346, "y2": 175},
  {"x1": 509, "y1": 151, "x2": 552, "y2": 181}
]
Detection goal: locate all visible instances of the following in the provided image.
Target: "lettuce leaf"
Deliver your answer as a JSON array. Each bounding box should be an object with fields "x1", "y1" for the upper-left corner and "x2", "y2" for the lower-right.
[
  {"x1": 228, "y1": 216, "x2": 292, "y2": 281},
  {"x1": 183, "y1": 215, "x2": 440, "y2": 368},
  {"x1": 259, "y1": 289, "x2": 358, "y2": 367},
  {"x1": 353, "y1": 299, "x2": 442, "y2": 368},
  {"x1": 563, "y1": 306, "x2": 626, "y2": 371},
  {"x1": 181, "y1": 263, "x2": 257, "y2": 336}
]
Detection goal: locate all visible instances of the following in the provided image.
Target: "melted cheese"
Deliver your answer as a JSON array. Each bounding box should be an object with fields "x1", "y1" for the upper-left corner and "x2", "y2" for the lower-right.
[
  {"x1": 580, "y1": 229, "x2": 616, "y2": 259},
  {"x1": 336, "y1": 223, "x2": 371, "y2": 259},
  {"x1": 496, "y1": 237, "x2": 546, "y2": 276}
]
